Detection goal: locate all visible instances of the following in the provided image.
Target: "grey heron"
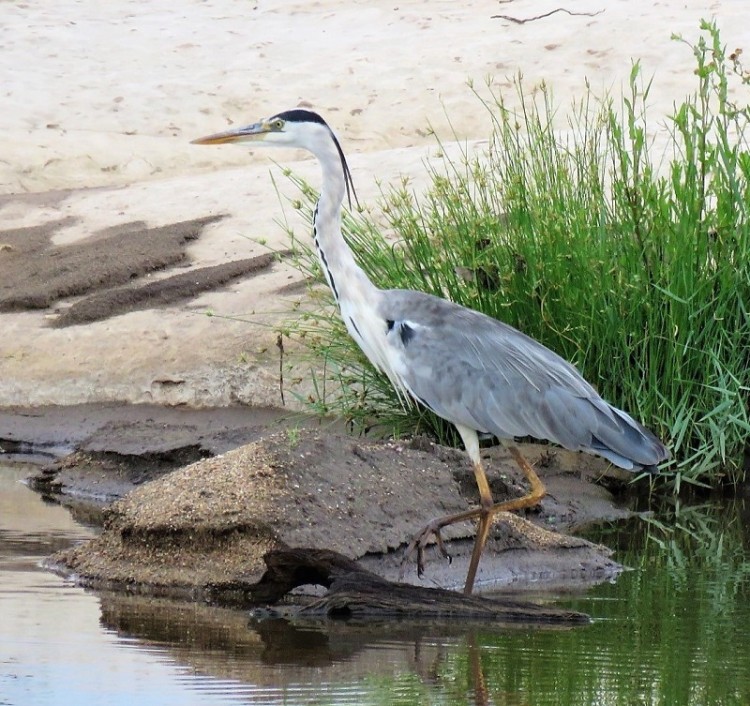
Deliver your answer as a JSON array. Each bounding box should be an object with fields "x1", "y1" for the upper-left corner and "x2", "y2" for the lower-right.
[{"x1": 192, "y1": 109, "x2": 670, "y2": 595}]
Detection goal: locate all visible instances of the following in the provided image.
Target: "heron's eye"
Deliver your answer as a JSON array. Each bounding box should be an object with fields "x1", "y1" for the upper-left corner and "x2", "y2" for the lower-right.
[{"x1": 271, "y1": 119, "x2": 284, "y2": 130}]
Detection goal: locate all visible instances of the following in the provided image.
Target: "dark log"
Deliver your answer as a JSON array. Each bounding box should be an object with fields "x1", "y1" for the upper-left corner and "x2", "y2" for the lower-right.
[{"x1": 248, "y1": 548, "x2": 590, "y2": 625}]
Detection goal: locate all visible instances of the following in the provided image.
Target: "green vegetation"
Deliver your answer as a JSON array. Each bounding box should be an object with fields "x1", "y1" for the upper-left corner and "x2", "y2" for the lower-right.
[{"x1": 280, "y1": 21, "x2": 750, "y2": 488}]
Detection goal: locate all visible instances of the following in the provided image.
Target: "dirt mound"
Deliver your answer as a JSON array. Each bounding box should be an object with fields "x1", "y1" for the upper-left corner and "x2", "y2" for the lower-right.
[{"x1": 54, "y1": 429, "x2": 628, "y2": 601}]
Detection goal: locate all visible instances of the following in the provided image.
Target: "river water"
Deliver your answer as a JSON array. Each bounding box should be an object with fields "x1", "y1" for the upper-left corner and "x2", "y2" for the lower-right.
[{"x1": 2, "y1": 460, "x2": 749, "y2": 706}]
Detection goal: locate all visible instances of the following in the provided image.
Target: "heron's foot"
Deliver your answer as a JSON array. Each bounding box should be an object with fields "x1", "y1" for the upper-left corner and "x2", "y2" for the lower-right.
[{"x1": 398, "y1": 519, "x2": 452, "y2": 580}]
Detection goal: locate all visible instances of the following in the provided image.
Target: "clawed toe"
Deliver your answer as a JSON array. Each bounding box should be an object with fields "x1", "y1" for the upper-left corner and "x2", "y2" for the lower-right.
[{"x1": 398, "y1": 519, "x2": 452, "y2": 580}]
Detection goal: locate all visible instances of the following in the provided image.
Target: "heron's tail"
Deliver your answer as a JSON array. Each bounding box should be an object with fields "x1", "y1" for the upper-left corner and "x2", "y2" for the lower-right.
[{"x1": 586, "y1": 405, "x2": 669, "y2": 472}]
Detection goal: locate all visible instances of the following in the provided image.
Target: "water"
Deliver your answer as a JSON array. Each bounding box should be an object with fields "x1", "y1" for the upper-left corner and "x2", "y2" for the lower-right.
[{"x1": 1, "y1": 461, "x2": 749, "y2": 706}]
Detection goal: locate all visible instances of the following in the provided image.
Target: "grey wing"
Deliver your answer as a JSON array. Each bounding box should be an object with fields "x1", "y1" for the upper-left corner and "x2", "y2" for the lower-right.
[{"x1": 379, "y1": 289, "x2": 668, "y2": 470}]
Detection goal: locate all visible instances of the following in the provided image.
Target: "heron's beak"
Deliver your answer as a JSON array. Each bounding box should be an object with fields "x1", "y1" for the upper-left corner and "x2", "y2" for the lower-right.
[{"x1": 191, "y1": 121, "x2": 270, "y2": 145}]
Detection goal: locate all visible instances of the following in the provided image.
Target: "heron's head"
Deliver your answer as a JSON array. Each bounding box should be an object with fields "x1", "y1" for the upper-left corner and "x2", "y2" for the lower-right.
[
  {"x1": 191, "y1": 109, "x2": 333, "y2": 152},
  {"x1": 192, "y1": 108, "x2": 358, "y2": 208}
]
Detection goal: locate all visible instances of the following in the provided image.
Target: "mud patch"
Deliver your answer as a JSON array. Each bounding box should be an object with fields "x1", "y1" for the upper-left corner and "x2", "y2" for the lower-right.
[
  {"x1": 0, "y1": 214, "x2": 286, "y2": 326},
  {"x1": 50, "y1": 252, "x2": 288, "y2": 327},
  {"x1": 0, "y1": 216, "x2": 219, "y2": 310},
  {"x1": 31, "y1": 447, "x2": 210, "y2": 504}
]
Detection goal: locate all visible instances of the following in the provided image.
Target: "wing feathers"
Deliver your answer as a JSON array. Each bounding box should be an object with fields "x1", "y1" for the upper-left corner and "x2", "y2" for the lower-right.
[{"x1": 378, "y1": 289, "x2": 668, "y2": 471}]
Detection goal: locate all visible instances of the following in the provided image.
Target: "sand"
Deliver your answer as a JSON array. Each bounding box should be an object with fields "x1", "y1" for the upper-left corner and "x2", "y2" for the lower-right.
[{"x1": 1, "y1": 0, "x2": 748, "y2": 407}]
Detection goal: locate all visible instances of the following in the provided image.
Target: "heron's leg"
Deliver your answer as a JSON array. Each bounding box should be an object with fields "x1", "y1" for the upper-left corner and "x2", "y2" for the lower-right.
[
  {"x1": 504, "y1": 443, "x2": 547, "y2": 509},
  {"x1": 462, "y1": 443, "x2": 546, "y2": 594},
  {"x1": 400, "y1": 433, "x2": 546, "y2": 593},
  {"x1": 399, "y1": 503, "x2": 486, "y2": 581},
  {"x1": 401, "y1": 426, "x2": 489, "y2": 580},
  {"x1": 462, "y1": 458, "x2": 494, "y2": 594}
]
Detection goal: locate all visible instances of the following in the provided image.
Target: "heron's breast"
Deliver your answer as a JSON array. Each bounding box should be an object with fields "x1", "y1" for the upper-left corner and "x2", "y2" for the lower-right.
[{"x1": 340, "y1": 300, "x2": 415, "y2": 400}]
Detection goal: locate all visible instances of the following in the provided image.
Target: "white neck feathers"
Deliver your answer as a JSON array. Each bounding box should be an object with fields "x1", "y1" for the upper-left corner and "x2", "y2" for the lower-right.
[{"x1": 307, "y1": 127, "x2": 378, "y2": 306}]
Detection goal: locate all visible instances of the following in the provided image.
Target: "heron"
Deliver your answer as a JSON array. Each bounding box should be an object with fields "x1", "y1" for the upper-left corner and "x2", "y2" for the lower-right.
[{"x1": 192, "y1": 109, "x2": 670, "y2": 595}]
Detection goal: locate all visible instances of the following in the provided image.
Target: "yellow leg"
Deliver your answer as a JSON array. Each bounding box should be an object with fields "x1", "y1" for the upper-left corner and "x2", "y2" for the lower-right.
[
  {"x1": 401, "y1": 437, "x2": 546, "y2": 595},
  {"x1": 463, "y1": 445, "x2": 546, "y2": 594},
  {"x1": 463, "y1": 509, "x2": 493, "y2": 595}
]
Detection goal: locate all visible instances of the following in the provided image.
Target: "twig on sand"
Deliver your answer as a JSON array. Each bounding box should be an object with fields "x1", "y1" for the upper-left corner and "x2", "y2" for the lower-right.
[
  {"x1": 276, "y1": 333, "x2": 285, "y2": 406},
  {"x1": 492, "y1": 7, "x2": 604, "y2": 24}
]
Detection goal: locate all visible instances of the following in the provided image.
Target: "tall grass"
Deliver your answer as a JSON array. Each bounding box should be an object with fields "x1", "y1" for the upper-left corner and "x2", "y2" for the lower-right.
[{"x1": 280, "y1": 22, "x2": 750, "y2": 488}]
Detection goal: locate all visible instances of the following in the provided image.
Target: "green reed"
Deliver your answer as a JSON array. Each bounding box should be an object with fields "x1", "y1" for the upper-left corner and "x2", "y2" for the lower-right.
[{"x1": 280, "y1": 22, "x2": 750, "y2": 487}]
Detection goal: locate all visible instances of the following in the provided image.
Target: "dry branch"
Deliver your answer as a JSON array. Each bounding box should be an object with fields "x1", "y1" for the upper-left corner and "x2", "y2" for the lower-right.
[
  {"x1": 248, "y1": 548, "x2": 590, "y2": 624},
  {"x1": 492, "y1": 8, "x2": 604, "y2": 24}
]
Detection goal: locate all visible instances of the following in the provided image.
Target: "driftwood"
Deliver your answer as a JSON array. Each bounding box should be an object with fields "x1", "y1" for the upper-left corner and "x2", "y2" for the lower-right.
[
  {"x1": 492, "y1": 8, "x2": 604, "y2": 24},
  {"x1": 248, "y1": 548, "x2": 590, "y2": 625}
]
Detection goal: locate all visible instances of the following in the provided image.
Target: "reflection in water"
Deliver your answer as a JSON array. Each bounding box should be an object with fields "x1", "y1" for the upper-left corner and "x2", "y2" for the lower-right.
[
  {"x1": 2, "y1": 461, "x2": 750, "y2": 706},
  {"x1": 95, "y1": 591, "x2": 521, "y2": 698},
  {"x1": 97, "y1": 591, "x2": 548, "y2": 705}
]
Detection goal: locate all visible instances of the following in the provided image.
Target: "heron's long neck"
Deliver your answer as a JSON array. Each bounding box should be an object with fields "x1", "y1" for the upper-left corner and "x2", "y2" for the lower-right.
[{"x1": 312, "y1": 142, "x2": 379, "y2": 307}]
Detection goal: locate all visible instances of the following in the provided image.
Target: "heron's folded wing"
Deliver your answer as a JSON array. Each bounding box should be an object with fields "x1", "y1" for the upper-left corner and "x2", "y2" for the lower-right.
[{"x1": 378, "y1": 289, "x2": 632, "y2": 453}]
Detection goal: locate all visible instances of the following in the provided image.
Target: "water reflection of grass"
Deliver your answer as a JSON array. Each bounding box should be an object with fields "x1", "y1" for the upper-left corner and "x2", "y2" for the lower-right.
[
  {"x1": 347, "y1": 502, "x2": 750, "y2": 706},
  {"x1": 492, "y1": 503, "x2": 747, "y2": 705},
  {"x1": 640, "y1": 500, "x2": 750, "y2": 579},
  {"x1": 570, "y1": 500, "x2": 750, "y2": 706}
]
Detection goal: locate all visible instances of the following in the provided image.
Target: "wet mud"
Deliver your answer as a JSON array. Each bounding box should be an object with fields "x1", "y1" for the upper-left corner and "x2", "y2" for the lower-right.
[{"x1": 0, "y1": 215, "x2": 288, "y2": 327}]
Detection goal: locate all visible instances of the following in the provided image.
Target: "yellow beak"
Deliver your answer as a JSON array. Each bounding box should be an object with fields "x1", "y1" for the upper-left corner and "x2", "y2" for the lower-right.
[{"x1": 191, "y1": 122, "x2": 269, "y2": 145}]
